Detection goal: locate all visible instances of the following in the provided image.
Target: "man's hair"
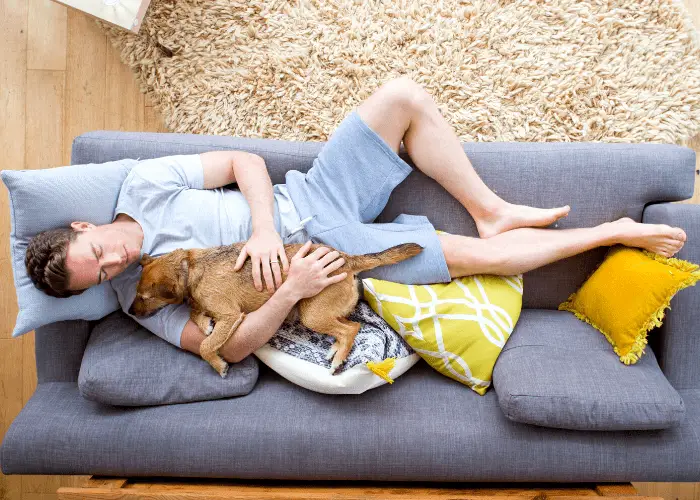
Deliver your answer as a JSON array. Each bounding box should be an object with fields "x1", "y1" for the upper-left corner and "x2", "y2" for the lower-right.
[{"x1": 25, "y1": 227, "x2": 86, "y2": 298}]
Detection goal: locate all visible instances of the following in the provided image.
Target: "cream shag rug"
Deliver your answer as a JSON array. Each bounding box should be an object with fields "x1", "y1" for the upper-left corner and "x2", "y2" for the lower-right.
[{"x1": 102, "y1": 0, "x2": 700, "y2": 143}]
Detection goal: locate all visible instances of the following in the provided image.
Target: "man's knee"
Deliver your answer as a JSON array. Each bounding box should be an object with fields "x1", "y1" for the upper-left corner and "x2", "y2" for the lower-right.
[{"x1": 378, "y1": 76, "x2": 434, "y2": 115}]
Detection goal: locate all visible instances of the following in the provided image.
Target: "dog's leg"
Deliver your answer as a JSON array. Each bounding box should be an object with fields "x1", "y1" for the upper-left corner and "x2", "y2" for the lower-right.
[
  {"x1": 191, "y1": 309, "x2": 214, "y2": 336},
  {"x1": 200, "y1": 312, "x2": 245, "y2": 378},
  {"x1": 300, "y1": 313, "x2": 361, "y2": 374}
]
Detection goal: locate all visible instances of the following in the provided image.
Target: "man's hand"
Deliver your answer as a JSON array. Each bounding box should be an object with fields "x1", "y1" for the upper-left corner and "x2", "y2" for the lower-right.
[
  {"x1": 234, "y1": 227, "x2": 290, "y2": 292},
  {"x1": 279, "y1": 241, "x2": 347, "y2": 301}
]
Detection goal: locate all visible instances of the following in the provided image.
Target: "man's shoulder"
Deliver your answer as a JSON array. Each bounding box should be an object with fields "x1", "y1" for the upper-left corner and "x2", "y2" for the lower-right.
[{"x1": 120, "y1": 154, "x2": 204, "y2": 193}]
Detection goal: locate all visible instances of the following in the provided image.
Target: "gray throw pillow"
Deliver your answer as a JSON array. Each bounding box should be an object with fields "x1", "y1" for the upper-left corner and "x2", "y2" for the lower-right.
[
  {"x1": 78, "y1": 310, "x2": 258, "y2": 406},
  {"x1": 1, "y1": 159, "x2": 139, "y2": 337}
]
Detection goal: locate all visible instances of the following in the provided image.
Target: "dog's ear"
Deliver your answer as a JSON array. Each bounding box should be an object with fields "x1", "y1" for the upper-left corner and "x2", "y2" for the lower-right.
[{"x1": 140, "y1": 254, "x2": 154, "y2": 266}]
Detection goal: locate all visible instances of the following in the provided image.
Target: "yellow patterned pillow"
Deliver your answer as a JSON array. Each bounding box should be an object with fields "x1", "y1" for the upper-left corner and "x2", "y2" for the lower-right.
[
  {"x1": 559, "y1": 245, "x2": 700, "y2": 365},
  {"x1": 362, "y1": 274, "x2": 523, "y2": 395}
]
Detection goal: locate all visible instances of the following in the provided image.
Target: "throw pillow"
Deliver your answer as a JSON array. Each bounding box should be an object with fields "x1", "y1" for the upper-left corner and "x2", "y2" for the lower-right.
[
  {"x1": 558, "y1": 245, "x2": 700, "y2": 365},
  {"x1": 362, "y1": 273, "x2": 524, "y2": 395},
  {"x1": 79, "y1": 310, "x2": 259, "y2": 406},
  {"x1": 1, "y1": 159, "x2": 139, "y2": 337},
  {"x1": 253, "y1": 301, "x2": 420, "y2": 394}
]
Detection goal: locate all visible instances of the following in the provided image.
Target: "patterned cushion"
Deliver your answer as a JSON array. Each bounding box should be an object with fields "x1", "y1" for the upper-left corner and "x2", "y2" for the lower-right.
[
  {"x1": 362, "y1": 274, "x2": 524, "y2": 395},
  {"x1": 253, "y1": 301, "x2": 420, "y2": 394}
]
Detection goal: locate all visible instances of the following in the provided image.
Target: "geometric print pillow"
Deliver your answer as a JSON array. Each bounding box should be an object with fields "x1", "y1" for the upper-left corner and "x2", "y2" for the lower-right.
[
  {"x1": 254, "y1": 300, "x2": 420, "y2": 394},
  {"x1": 362, "y1": 273, "x2": 523, "y2": 395}
]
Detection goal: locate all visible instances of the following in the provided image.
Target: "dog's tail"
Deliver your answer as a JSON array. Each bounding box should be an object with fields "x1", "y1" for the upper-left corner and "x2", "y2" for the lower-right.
[{"x1": 344, "y1": 243, "x2": 423, "y2": 274}]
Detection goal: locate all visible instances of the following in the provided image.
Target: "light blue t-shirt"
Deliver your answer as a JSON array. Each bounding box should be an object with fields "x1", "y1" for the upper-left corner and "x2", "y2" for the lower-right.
[{"x1": 110, "y1": 154, "x2": 307, "y2": 348}]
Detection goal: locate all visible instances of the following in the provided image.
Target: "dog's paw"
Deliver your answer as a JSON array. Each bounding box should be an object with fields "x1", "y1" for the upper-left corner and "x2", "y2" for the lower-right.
[
  {"x1": 329, "y1": 355, "x2": 346, "y2": 374},
  {"x1": 205, "y1": 319, "x2": 214, "y2": 336},
  {"x1": 326, "y1": 343, "x2": 339, "y2": 361},
  {"x1": 220, "y1": 363, "x2": 229, "y2": 378}
]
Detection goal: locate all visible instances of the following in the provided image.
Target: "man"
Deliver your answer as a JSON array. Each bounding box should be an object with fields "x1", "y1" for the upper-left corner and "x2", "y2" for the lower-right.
[{"x1": 26, "y1": 77, "x2": 687, "y2": 363}]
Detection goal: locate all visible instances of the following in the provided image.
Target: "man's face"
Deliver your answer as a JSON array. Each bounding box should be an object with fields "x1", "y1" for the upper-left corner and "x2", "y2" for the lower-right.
[{"x1": 65, "y1": 222, "x2": 140, "y2": 290}]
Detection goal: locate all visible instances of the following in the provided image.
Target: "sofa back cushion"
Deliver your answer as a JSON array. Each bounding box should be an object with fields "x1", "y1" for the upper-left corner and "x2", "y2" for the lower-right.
[{"x1": 71, "y1": 133, "x2": 694, "y2": 309}]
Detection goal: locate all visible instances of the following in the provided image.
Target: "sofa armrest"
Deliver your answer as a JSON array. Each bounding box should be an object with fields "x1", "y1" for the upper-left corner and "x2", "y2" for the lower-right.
[
  {"x1": 643, "y1": 202, "x2": 700, "y2": 390},
  {"x1": 35, "y1": 320, "x2": 92, "y2": 384}
]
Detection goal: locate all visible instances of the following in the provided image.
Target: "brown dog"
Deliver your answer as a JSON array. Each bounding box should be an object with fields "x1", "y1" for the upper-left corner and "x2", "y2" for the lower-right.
[{"x1": 129, "y1": 242, "x2": 422, "y2": 377}]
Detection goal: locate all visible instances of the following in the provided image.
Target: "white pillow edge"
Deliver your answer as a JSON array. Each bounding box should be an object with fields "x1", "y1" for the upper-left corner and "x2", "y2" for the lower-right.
[{"x1": 254, "y1": 344, "x2": 420, "y2": 395}]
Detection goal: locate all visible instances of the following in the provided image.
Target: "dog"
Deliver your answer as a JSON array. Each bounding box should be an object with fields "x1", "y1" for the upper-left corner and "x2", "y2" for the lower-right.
[{"x1": 129, "y1": 241, "x2": 422, "y2": 377}]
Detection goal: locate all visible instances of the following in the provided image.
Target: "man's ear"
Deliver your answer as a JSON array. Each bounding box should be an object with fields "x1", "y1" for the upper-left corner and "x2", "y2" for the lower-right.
[
  {"x1": 70, "y1": 221, "x2": 96, "y2": 232},
  {"x1": 140, "y1": 254, "x2": 154, "y2": 266}
]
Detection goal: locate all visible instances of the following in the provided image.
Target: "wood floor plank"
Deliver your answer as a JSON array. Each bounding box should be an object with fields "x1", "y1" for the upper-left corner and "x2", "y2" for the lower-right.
[
  {"x1": 26, "y1": 70, "x2": 65, "y2": 170},
  {"x1": 105, "y1": 44, "x2": 144, "y2": 131},
  {"x1": 144, "y1": 105, "x2": 169, "y2": 133},
  {"x1": 22, "y1": 332, "x2": 36, "y2": 405},
  {"x1": 0, "y1": 0, "x2": 28, "y2": 344},
  {"x1": 0, "y1": 4, "x2": 28, "y2": 499},
  {"x1": 63, "y1": 9, "x2": 107, "y2": 165},
  {"x1": 27, "y1": 0, "x2": 67, "y2": 71}
]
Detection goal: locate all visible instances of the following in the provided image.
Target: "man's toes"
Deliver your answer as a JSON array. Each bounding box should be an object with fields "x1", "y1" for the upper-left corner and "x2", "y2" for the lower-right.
[
  {"x1": 675, "y1": 229, "x2": 686, "y2": 242},
  {"x1": 555, "y1": 206, "x2": 570, "y2": 218}
]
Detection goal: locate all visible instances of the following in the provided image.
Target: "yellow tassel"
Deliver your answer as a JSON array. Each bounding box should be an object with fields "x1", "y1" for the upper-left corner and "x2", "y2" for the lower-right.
[{"x1": 366, "y1": 358, "x2": 396, "y2": 384}]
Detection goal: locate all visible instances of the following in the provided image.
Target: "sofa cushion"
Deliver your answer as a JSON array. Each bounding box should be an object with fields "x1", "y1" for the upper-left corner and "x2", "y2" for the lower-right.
[
  {"x1": 1, "y1": 159, "x2": 139, "y2": 337},
  {"x1": 493, "y1": 309, "x2": 686, "y2": 431},
  {"x1": 78, "y1": 310, "x2": 258, "y2": 406}
]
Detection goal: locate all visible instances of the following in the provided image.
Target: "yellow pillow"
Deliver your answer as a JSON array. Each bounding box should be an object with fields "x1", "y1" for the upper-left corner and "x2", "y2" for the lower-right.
[
  {"x1": 558, "y1": 245, "x2": 700, "y2": 365},
  {"x1": 362, "y1": 273, "x2": 523, "y2": 395}
]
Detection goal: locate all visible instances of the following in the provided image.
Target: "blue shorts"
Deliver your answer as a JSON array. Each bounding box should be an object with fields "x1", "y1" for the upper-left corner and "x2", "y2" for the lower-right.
[{"x1": 284, "y1": 111, "x2": 452, "y2": 284}]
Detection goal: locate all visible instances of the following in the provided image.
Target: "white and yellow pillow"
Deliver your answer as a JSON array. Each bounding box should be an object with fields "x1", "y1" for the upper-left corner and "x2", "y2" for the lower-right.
[{"x1": 362, "y1": 273, "x2": 523, "y2": 395}]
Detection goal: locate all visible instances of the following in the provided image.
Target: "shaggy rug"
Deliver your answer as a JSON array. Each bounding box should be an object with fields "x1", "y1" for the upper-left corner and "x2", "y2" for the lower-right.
[{"x1": 101, "y1": 0, "x2": 700, "y2": 143}]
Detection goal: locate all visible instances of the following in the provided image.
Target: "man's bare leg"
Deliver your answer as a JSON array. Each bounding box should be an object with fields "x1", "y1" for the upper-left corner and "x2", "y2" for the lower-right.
[
  {"x1": 356, "y1": 76, "x2": 570, "y2": 239},
  {"x1": 440, "y1": 217, "x2": 687, "y2": 277}
]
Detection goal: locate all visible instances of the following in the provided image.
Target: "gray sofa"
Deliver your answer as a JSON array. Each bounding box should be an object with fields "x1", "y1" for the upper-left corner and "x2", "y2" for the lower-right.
[{"x1": 2, "y1": 132, "x2": 699, "y2": 481}]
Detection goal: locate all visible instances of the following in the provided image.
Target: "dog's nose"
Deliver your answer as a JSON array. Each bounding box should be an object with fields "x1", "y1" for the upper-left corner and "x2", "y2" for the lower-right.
[{"x1": 128, "y1": 304, "x2": 135, "y2": 316}]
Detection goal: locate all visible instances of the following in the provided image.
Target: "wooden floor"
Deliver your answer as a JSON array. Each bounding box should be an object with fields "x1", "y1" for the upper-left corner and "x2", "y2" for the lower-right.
[{"x1": 1, "y1": 1, "x2": 699, "y2": 499}]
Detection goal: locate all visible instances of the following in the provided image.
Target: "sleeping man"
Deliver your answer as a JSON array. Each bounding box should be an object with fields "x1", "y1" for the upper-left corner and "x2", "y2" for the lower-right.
[{"x1": 25, "y1": 77, "x2": 686, "y2": 363}]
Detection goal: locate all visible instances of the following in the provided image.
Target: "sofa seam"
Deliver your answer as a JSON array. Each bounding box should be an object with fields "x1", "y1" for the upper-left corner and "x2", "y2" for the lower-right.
[
  {"x1": 73, "y1": 136, "x2": 315, "y2": 160},
  {"x1": 508, "y1": 393, "x2": 685, "y2": 408}
]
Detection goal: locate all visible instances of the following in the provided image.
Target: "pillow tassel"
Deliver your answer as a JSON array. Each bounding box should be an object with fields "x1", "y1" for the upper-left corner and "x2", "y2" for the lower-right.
[
  {"x1": 366, "y1": 358, "x2": 396, "y2": 384},
  {"x1": 623, "y1": 268, "x2": 700, "y2": 365}
]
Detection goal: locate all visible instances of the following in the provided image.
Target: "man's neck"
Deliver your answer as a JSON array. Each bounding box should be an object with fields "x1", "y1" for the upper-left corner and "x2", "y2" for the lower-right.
[{"x1": 114, "y1": 213, "x2": 145, "y2": 251}]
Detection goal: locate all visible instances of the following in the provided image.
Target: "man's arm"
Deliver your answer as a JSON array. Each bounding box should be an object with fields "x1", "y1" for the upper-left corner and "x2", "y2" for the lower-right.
[
  {"x1": 180, "y1": 280, "x2": 301, "y2": 363},
  {"x1": 199, "y1": 151, "x2": 276, "y2": 232}
]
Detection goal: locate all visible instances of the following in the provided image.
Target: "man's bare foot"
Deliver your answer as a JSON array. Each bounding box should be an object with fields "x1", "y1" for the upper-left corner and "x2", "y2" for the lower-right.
[
  {"x1": 607, "y1": 217, "x2": 686, "y2": 257},
  {"x1": 475, "y1": 203, "x2": 571, "y2": 239}
]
